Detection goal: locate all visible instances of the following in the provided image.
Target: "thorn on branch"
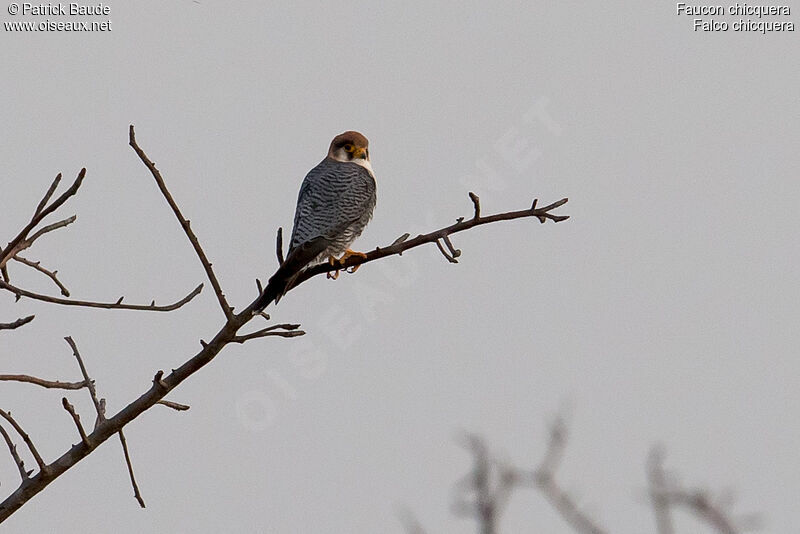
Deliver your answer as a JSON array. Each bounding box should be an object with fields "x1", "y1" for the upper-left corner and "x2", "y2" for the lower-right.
[
  {"x1": 469, "y1": 192, "x2": 481, "y2": 219},
  {"x1": 256, "y1": 278, "x2": 263, "y2": 293}
]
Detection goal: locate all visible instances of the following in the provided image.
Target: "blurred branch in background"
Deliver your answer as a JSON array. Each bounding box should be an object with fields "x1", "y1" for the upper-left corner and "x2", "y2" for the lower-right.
[{"x1": 405, "y1": 416, "x2": 757, "y2": 534}]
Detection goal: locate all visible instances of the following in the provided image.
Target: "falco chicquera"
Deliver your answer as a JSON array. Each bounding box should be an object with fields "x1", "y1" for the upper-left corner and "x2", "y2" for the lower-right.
[{"x1": 254, "y1": 131, "x2": 377, "y2": 311}]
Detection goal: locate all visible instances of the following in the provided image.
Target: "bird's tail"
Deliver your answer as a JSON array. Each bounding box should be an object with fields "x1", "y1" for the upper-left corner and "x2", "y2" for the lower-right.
[{"x1": 253, "y1": 237, "x2": 330, "y2": 312}]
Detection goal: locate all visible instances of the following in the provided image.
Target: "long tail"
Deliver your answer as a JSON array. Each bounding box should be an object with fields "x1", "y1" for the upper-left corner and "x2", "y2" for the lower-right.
[{"x1": 253, "y1": 237, "x2": 329, "y2": 311}]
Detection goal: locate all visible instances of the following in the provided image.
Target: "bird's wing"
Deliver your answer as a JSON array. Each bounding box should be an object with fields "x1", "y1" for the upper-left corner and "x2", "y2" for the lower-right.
[{"x1": 289, "y1": 160, "x2": 376, "y2": 250}]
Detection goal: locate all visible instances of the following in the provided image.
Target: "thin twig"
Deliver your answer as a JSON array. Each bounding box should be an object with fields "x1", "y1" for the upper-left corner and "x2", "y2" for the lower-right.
[
  {"x1": 0, "y1": 374, "x2": 86, "y2": 390},
  {"x1": 0, "y1": 280, "x2": 202, "y2": 311},
  {"x1": 648, "y1": 447, "x2": 675, "y2": 534},
  {"x1": 517, "y1": 418, "x2": 607, "y2": 534},
  {"x1": 64, "y1": 337, "x2": 104, "y2": 426},
  {"x1": 61, "y1": 398, "x2": 89, "y2": 447},
  {"x1": 1, "y1": 169, "x2": 85, "y2": 269},
  {"x1": 34, "y1": 173, "x2": 62, "y2": 217},
  {"x1": 276, "y1": 227, "x2": 285, "y2": 265},
  {"x1": 648, "y1": 448, "x2": 752, "y2": 534},
  {"x1": 13, "y1": 255, "x2": 70, "y2": 296},
  {"x1": 435, "y1": 239, "x2": 459, "y2": 263},
  {"x1": 469, "y1": 191, "x2": 481, "y2": 219},
  {"x1": 23, "y1": 216, "x2": 76, "y2": 250},
  {"x1": 129, "y1": 125, "x2": 233, "y2": 320},
  {"x1": 0, "y1": 424, "x2": 28, "y2": 482},
  {"x1": 156, "y1": 400, "x2": 190, "y2": 411},
  {"x1": 117, "y1": 430, "x2": 145, "y2": 508},
  {"x1": 232, "y1": 323, "x2": 304, "y2": 343},
  {"x1": 0, "y1": 316, "x2": 34, "y2": 331},
  {"x1": 0, "y1": 409, "x2": 46, "y2": 471}
]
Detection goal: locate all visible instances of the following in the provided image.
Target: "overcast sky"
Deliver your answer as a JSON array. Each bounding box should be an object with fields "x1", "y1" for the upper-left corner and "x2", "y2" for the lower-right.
[{"x1": 1, "y1": 2, "x2": 798, "y2": 533}]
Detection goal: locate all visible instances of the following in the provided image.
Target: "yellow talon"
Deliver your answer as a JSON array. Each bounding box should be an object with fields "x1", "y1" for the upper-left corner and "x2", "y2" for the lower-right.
[
  {"x1": 327, "y1": 256, "x2": 340, "y2": 280},
  {"x1": 339, "y1": 249, "x2": 368, "y2": 274},
  {"x1": 327, "y1": 249, "x2": 367, "y2": 279}
]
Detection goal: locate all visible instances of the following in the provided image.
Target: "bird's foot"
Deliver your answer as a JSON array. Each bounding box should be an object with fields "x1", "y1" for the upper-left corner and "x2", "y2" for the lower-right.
[
  {"x1": 327, "y1": 255, "x2": 341, "y2": 280},
  {"x1": 339, "y1": 249, "x2": 368, "y2": 274}
]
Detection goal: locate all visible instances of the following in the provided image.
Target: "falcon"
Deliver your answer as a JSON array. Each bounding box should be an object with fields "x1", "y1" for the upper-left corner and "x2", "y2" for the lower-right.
[{"x1": 254, "y1": 131, "x2": 377, "y2": 311}]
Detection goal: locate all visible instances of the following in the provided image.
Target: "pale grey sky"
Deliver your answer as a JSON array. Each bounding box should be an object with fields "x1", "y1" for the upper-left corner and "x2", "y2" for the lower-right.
[{"x1": 1, "y1": 2, "x2": 798, "y2": 533}]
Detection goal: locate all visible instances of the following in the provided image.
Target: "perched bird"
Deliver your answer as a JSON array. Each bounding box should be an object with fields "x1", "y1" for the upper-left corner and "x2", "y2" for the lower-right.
[{"x1": 254, "y1": 131, "x2": 377, "y2": 311}]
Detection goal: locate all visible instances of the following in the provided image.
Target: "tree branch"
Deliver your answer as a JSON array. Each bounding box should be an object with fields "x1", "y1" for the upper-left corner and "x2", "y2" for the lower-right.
[
  {"x1": 61, "y1": 398, "x2": 89, "y2": 447},
  {"x1": 279, "y1": 195, "x2": 569, "y2": 300},
  {"x1": 0, "y1": 409, "x2": 46, "y2": 472},
  {"x1": 12, "y1": 255, "x2": 70, "y2": 297},
  {"x1": 128, "y1": 125, "x2": 233, "y2": 319},
  {"x1": 0, "y1": 316, "x2": 34, "y2": 331},
  {"x1": 117, "y1": 429, "x2": 145, "y2": 508},
  {"x1": 0, "y1": 280, "x2": 202, "y2": 311},
  {"x1": 647, "y1": 448, "x2": 757, "y2": 534},
  {"x1": 156, "y1": 400, "x2": 190, "y2": 412},
  {"x1": 0, "y1": 424, "x2": 28, "y2": 482},
  {"x1": 0, "y1": 375, "x2": 86, "y2": 390},
  {"x1": 1, "y1": 169, "x2": 85, "y2": 270},
  {"x1": 231, "y1": 323, "x2": 304, "y2": 343}
]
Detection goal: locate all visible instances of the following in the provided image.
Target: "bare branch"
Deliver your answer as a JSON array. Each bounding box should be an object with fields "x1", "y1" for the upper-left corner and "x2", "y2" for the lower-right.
[
  {"x1": 33, "y1": 173, "x2": 62, "y2": 217},
  {"x1": 648, "y1": 446, "x2": 675, "y2": 534},
  {"x1": 61, "y1": 398, "x2": 89, "y2": 447},
  {"x1": 64, "y1": 337, "x2": 104, "y2": 426},
  {"x1": 0, "y1": 409, "x2": 46, "y2": 472},
  {"x1": 23, "y1": 216, "x2": 76, "y2": 250},
  {"x1": 0, "y1": 315, "x2": 34, "y2": 331},
  {"x1": 469, "y1": 191, "x2": 481, "y2": 219},
  {"x1": 0, "y1": 374, "x2": 86, "y2": 390},
  {"x1": 231, "y1": 323, "x2": 305, "y2": 343},
  {"x1": 648, "y1": 448, "x2": 756, "y2": 534},
  {"x1": 280, "y1": 196, "x2": 569, "y2": 301},
  {"x1": 1, "y1": 168, "x2": 85, "y2": 269},
  {"x1": 435, "y1": 239, "x2": 459, "y2": 264},
  {"x1": 276, "y1": 227, "x2": 285, "y2": 265},
  {"x1": 0, "y1": 424, "x2": 28, "y2": 482},
  {"x1": 156, "y1": 400, "x2": 190, "y2": 411},
  {"x1": 514, "y1": 418, "x2": 607, "y2": 534},
  {"x1": 129, "y1": 125, "x2": 233, "y2": 320},
  {"x1": 0, "y1": 280, "x2": 202, "y2": 312},
  {"x1": 12, "y1": 255, "x2": 70, "y2": 296},
  {"x1": 117, "y1": 430, "x2": 145, "y2": 508}
]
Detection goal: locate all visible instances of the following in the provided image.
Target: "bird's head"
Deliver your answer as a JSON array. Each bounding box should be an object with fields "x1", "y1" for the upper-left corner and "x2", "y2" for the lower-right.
[{"x1": 329, "y1": 131, "x2": 370, "y2": 163}]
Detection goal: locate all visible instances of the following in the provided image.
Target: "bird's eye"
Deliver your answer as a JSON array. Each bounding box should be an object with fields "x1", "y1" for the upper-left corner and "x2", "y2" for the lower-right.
[{"x1": 343, "y1": 144, "x2": 354, "y2": 152}]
